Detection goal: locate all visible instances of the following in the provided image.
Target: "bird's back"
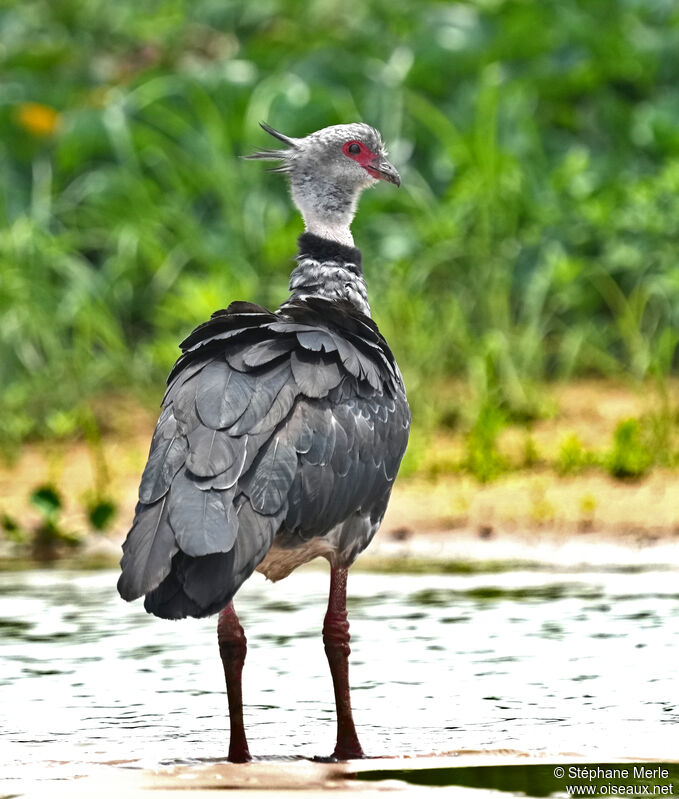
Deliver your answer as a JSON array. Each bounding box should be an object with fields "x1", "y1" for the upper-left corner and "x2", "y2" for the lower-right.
[{"x1": 118, "y1": 290, "x2": 410, "y2": 620}]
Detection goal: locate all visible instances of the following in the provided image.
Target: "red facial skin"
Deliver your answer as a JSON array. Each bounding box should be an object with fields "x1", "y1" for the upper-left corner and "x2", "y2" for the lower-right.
[{"x1": 341, "y1": 140, "x2": 383, "y2": 180}]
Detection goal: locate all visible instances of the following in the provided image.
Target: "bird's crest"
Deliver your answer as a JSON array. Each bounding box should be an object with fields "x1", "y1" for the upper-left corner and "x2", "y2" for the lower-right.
[{"x1": 242, "y1": 122, "x2": 298, "y2": 174}]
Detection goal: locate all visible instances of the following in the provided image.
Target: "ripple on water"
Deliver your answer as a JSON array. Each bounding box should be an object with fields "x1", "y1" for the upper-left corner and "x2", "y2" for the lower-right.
[{"x1": 1, "y1": 566, "x2": 678, "y2": 783}]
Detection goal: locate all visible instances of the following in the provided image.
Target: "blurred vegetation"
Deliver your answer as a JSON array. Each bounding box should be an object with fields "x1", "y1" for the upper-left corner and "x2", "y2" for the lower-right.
[
  {"x1": 1, "y1": 484, "x2": 78, "y2": 559},
  {"x1": 2, "y1": 0, "x2": 679, "y2": 472},
  {"x1": 0, "y1": 479, "x2": 116, "y2": 559}
]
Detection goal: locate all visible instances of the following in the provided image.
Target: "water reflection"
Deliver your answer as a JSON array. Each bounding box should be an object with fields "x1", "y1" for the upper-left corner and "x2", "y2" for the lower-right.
[{"x1": 1, "y1": 567, "x2": 678, "y2": 783}]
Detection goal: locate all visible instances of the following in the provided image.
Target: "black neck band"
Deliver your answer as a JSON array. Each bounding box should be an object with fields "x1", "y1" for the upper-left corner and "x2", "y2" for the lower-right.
[{"x1": 297, "y1": 233, "x2": 363, "y2": 273}]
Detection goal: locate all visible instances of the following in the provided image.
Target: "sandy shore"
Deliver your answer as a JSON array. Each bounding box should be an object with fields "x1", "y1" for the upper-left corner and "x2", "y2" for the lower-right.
[
  {"x1": 10, "y1": 751, "x2": 679, "y2": 798},
  {"x1": 4, "y1": 461, "x2": 678, "y2": 570}
]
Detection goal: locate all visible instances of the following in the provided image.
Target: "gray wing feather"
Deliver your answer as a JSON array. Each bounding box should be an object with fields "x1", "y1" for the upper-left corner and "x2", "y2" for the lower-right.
[
  {"x1": 142, "y1": 500, "x2": 283, "y2": 619},
  {"x1": 232, "y1": 500, "x2": 285, "y2": 583},
  {"x1": 163, "y1": 359, "x2": 211, "y2": 406},
  {"x1": 290, "y1": 349, "x2": 342, "y2": 397},
  {"x1": 305, "y1": 406, "x2": 336, "y2": 466},
  {"x1": 296, "y1": 330, "x2": 338, "y2": 354},
  {"x1": 191, "y1": 444, "x2": 248, "y2": 490},
  {"x1": 330, "y1": 334, "x2": 381, "y2": 390},
  {"x1": 189, "y1": 428, "x2": 274, "y2": 490},
  {"x1": 186, "y1": 426, "x2": 244, "y2": 478},
  {"x1": 300, "y1": 459, "x2": 335, "y2": 515},
  {"x1": 227, "y1": 360, "x2": 292, "y2": 435},
  {"x1": 120, "y1": 299, "x2": 410, "y2": 620},
  {"x1": 143, "y1": 558, "x2": 203, "y2": 619},
  {"x1": 267, "y1": 321, "x2": 317, "y2": 335},
  {"x1": 329, "y1": 333, "x2": 361, "y2": 376},
  {"x1": 138, "y1": 409, "x2": 189, "y2": 503},
  {"x1": 287, "y1": 402, "x2": 313, "y2": 454},
  {"x1": 242, "y1": 337, "x2": 295, "y2": 368},
  {"x1": 329, "y1": 416, "x2": 351, "y2": 476},
  {"x1": 282, "y1": 389, "x2": 409, "y2": 542},
  {"x1": 195, "y1": 360, "x2": 255, "y2": 429},
  {"x1": 248, "y1": 383, "x2": 298, "y2": 435},
  {"x1": 181, "y1": 552, "x2": 235, "y2": 609},
  {"x1": 117, "y1": 498, "x2": 177, "y2": 601},
  {"x1": 168, "y1": 469, "x2": 237, "y2": 557},
  {"x1": 173, "y1": 372, "x2": 202, "y2": 434},
  {"x1": 246, "y1": 435, "x2": 298, "y2": 514}
]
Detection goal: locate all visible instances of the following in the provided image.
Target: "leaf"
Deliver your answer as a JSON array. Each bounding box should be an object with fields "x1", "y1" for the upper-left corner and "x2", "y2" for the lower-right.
[
  {"x1": 29, "y1": 485, "x2": 62, "y2": 517},
  {"x1": 87, "y1": 499, "x2": 117, "y2": 531}
]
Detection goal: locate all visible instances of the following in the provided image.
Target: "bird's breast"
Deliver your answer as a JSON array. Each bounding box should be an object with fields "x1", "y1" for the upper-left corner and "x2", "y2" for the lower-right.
[{"x1": 255, "y1": 534, "x2": 340, "y2": 582}]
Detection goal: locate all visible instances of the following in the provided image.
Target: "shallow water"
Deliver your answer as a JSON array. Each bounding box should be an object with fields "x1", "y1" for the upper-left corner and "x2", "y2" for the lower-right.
[{"x1": 1, "y1": 565, "x2": 678, "y2": 784}]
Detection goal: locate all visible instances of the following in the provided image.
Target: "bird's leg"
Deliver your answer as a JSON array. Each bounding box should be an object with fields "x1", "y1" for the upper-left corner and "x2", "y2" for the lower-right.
[
  {"x1": 322, "y1": 567, "x2": 365, "y2": 759},
  {"x1": 217, "y1": 601, "x2": 251, "y2": 763}
]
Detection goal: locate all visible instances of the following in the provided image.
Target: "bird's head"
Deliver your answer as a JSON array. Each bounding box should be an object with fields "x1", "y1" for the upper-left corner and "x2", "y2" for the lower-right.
[
  {"x1": 245, "y1": 121, "x2": 400, "y2": 189},
  {"x1": 244, "y1": 122, "x2": 400, "y2": 245}
]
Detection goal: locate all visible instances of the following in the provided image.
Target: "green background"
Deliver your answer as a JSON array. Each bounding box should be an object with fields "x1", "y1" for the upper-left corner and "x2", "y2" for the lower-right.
[{"x1": 2, "y1": 0, "x2": 679, "y2": 449}]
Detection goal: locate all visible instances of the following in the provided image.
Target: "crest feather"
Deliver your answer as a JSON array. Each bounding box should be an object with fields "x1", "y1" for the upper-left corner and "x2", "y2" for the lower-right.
[
  {"x1": 258, "y1": 122, "x2": 297, "y2": 147},
  {"x1": 242, "y1": 122, "x2": 297, "y2": 172}
]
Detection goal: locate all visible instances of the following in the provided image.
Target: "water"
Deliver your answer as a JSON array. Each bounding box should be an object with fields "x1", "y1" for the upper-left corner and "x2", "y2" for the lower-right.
[{"x1": 1, "y1": 566, "x2": 678, "y2": 786}]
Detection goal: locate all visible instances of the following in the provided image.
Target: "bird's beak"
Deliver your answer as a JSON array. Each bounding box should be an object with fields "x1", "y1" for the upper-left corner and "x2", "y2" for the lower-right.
[{"x1": 366, "y1": 157, "x2": 401, "y2": 187}]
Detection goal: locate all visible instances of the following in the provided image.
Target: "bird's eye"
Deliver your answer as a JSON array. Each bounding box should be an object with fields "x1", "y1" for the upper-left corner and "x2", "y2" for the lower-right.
[{"x1": 347, "y1": 143, "x2": 361, "y2": 155}]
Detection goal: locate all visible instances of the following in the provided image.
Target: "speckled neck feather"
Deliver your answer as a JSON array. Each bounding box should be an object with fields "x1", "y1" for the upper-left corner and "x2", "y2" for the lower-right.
[
  {"x1": 284, "y1": 233, "x2": 370, "y2": 317},
  {"x1": 291, "y1": 174, "x2": 361, "y2": 247}
]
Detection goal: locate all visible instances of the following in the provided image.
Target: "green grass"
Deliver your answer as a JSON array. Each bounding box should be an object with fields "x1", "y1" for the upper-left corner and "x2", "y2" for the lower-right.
[
  {"x1": 556, "y1": 433, "x2": 593, "y2": 476},
  {"x1": 1, "y1": 0, "x2": 679, "y2": 452},
  {"x1": 606, "y1": 418, "x2": 654, "y2": 480}
]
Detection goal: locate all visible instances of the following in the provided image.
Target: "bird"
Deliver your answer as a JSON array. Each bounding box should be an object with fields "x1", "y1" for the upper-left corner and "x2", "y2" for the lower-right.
[{"x1": 117, "y1": 121, "x2": 410, "y2": 763}]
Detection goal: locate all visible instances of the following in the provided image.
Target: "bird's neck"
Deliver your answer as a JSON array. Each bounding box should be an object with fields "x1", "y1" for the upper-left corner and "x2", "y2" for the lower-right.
[
  {"x1": 300, "y1": 213, "x2": 355, "y2": 247},
  {"x1": 291, "y1": 176, "x2": 362, "y2": 248},
  {"x1": 283, "y1": 233, "x2": 371, "y2": 317}
]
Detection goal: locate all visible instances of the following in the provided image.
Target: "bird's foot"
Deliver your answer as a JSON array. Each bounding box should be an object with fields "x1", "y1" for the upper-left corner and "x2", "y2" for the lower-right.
[
  {"x1": 313, "y1": 744, "x2": 366, "y2": 763},
  {"x1": 227, "y1": 745, "x2": 252, "y2": 763},
  {"x1": 333, "y1": 746, "x2": 366, "y2": 761}
]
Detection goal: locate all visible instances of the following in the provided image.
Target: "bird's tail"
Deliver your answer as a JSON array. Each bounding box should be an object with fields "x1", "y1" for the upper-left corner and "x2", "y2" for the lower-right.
[{"x1": 119, "y1": 493, "x2": 286, "y2": 620}]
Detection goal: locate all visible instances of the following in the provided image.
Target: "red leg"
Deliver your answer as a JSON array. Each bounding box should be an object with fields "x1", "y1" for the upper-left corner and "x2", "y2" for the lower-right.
[
  {"x1": 217, "y1": 602, "x2": 251, "y2": 763},
  {"x1": 322, "y1": 567, "x2": 365, "y2": 759}
]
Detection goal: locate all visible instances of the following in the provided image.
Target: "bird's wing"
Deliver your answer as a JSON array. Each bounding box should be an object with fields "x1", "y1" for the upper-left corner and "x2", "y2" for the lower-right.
[{"x1": 118, "y1": 298, "x2": 409, "y2": 619}]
